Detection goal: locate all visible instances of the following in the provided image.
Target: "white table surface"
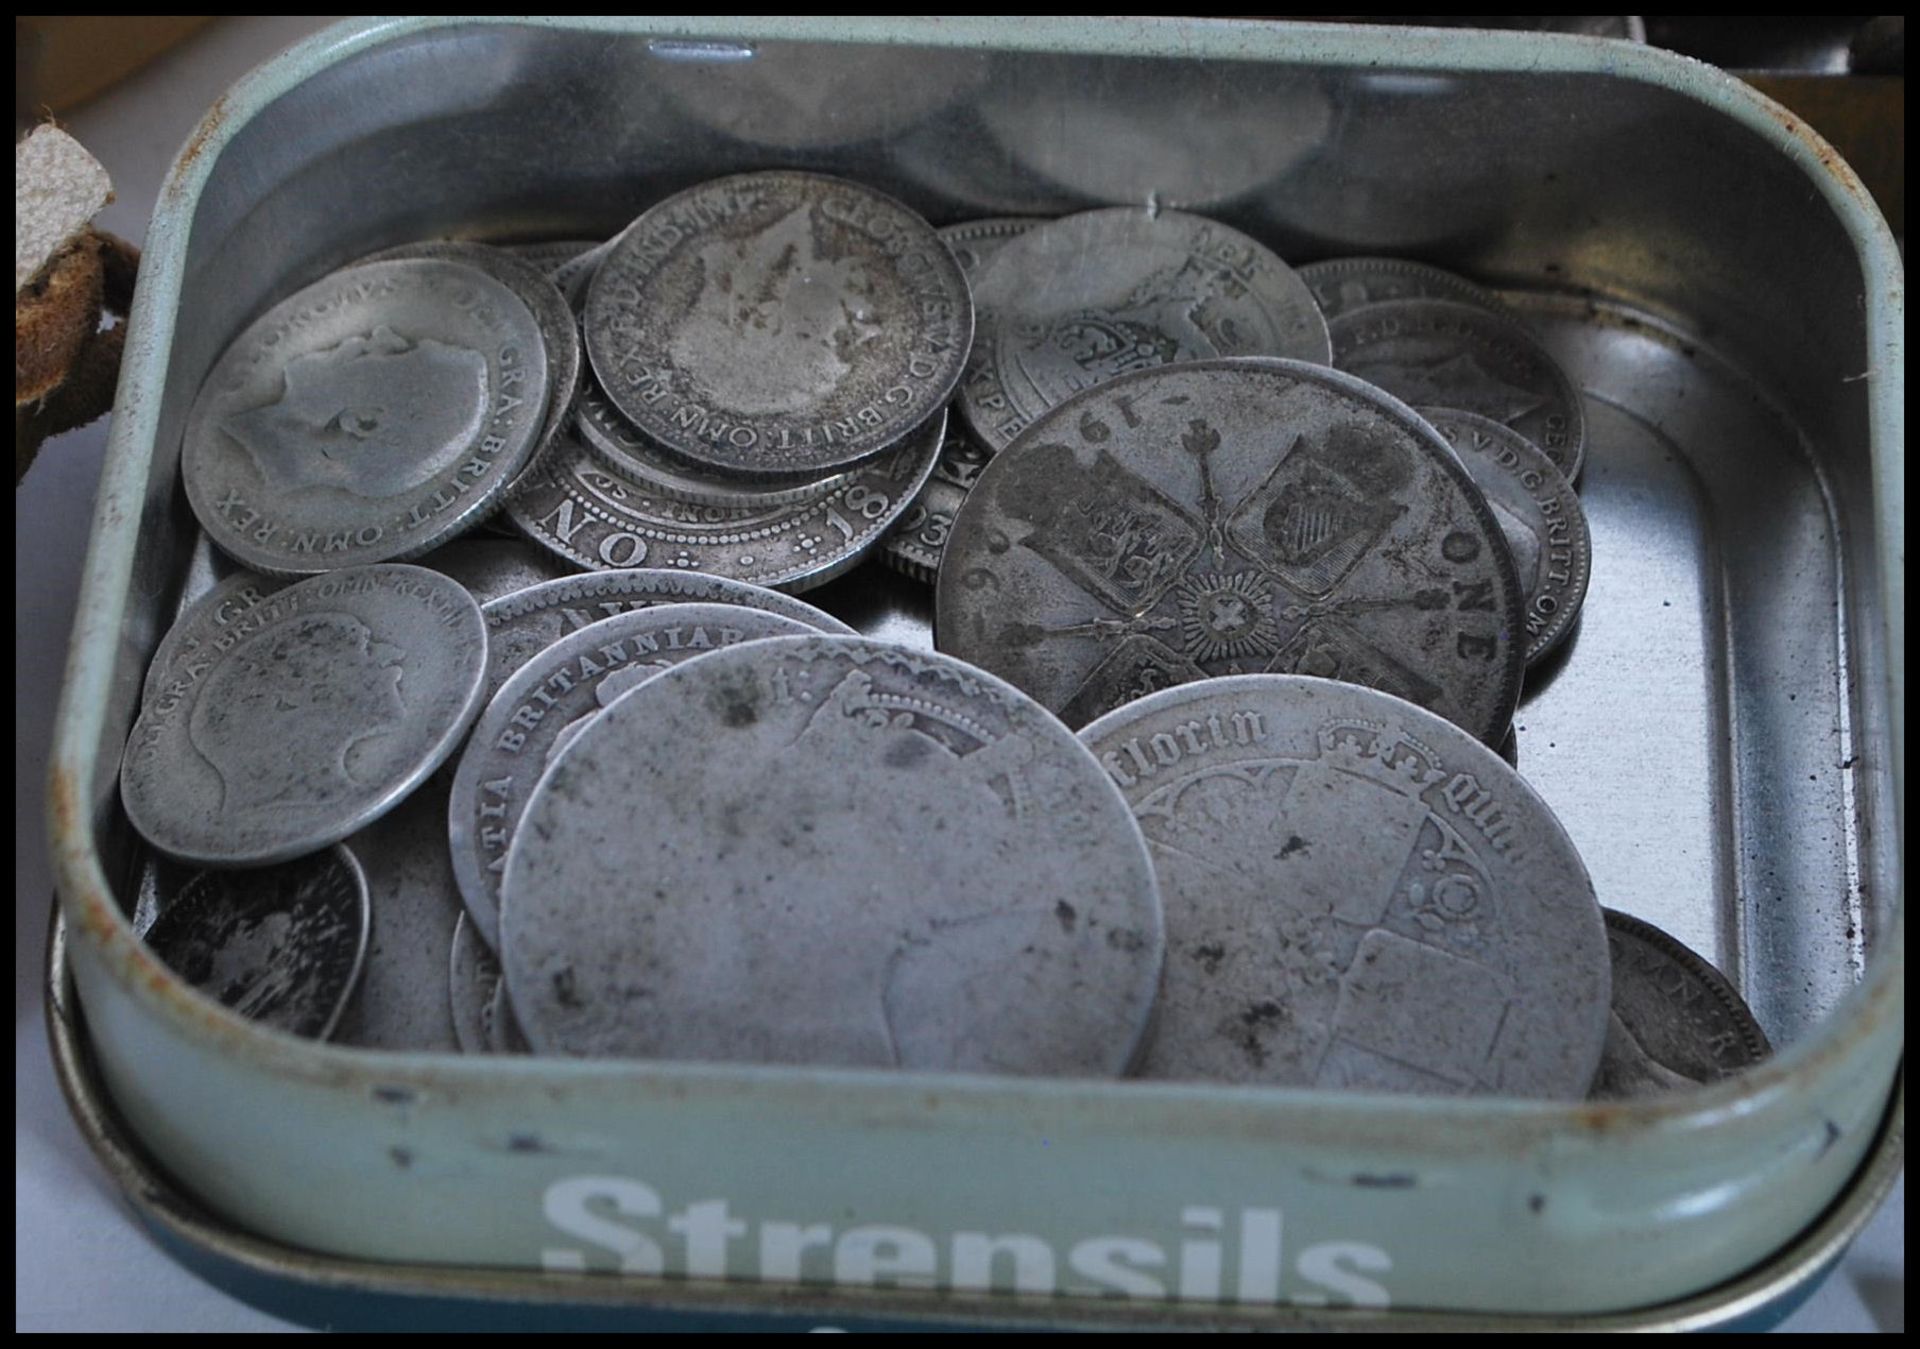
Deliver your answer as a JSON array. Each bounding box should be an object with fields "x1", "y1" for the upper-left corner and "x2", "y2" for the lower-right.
[{"x1": 13, "y1": 16, "x2": 1904, "y2": 1333}]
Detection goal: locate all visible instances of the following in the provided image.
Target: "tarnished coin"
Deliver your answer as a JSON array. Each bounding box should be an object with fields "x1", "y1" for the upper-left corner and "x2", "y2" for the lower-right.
[
  {"x1": 183, "y1": 259, "x2": 550, "y2": 574},
  {"x1": 142, "y1": 572, "x2": 288, "y2": 709},
  {"x1": 881, "y1": 419, "x2": 993, "y2": 583},
  {"x1": 505, "y1": 239, "x2": 603, "y2": 273},
  {"x1": 574, "y1": 378, "x2": 853, "y2": 508},
  {"x1": 143, "y1": 844, "x2": 370, "y2": 1041},
  {"x1": 486, "y1": 976, "x2": 531, "y2": 1054},
  {"x1": 1590, "y1": 911, "x2": 1772, "y2": 1100},
  {"x1": 958, "y1": 208, "x2": 1332, "y2": 453},
  {"x1": 1417, "y1": 408, "x2": 1590, "y2": 666},
  {"x1": 937, "y1": 217, "x2": 1040, "y2": 277},
  {"x1": 129, "y1": 853, "x2": 191, "y2": 938},
  {"x1": 584, "y1": 171, "x2": 973, "y2": 479},
  {"x1": 501, "y1": 636, "x2": 1165, "y2": 1071},
  {"x1": 479, "y1": 569, "x2": 853, "y2": 702},
  {"x1": 330, "y1": 774, "x2": 464, "y2": 1052},
  {"x1": 413, "y1": 536, "x2": 578, "y2": 606},
  {"x1": 120, "y1": 565, "x2": 488, "y2": 866},
  {"x1": 1330, "y1": 299, "x2": 1586, "y2": 482},
  {"x1": 1080, "y1": 675, "x2": 1610, "y2": 1097},
  {"x1": 937, "y1": 361, "x2": 1525, "y2": 744},
  {"x1": 505, "y1": 412, "x2": 943, "y2": 593},
  {"x1": 451, "y1": 603, "x2": 818, "y2": 950},
  {"x1": 1299, "y1": 257, "x2": 1509, "y2": 322},
  {"x1": 448, "y1": 912, "x2": 500, "y2": 1054}
]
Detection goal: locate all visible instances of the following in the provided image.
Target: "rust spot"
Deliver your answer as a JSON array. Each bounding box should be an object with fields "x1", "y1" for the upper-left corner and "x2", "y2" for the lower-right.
[
  {"x1": 173, "y1": 93, "x2": 230, "y2": 181},
  {"x1": 1349, "y1": 1172, "x2": 1416, "y2": 1189}
]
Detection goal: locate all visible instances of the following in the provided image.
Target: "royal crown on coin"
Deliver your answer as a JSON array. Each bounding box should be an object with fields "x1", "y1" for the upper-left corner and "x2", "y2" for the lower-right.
[{"x1": 1317, "y1": 718, "x2": 1446, "y2": 791}]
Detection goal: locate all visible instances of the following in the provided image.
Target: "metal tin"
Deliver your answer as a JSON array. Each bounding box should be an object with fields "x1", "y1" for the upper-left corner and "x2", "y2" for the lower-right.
[{"x1": 48, "y1": 16, "x2": 1903, "y2": 1323}]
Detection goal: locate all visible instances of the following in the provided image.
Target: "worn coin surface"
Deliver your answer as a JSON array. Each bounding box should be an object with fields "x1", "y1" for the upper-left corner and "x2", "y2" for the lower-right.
[
  {"x1": 500, "y1": 636, "x2": 1165, "y2": 1071},
  {"x1": 1330, "y1": 299, "x2": 1586, "y2": 482},
  {"x1": 1590, "y1": 911, "x2": 1772, "y2": 1100},
  {"x1": 479, "y1": 568, "x2": 852, "y2": 702},
  {"x1": 505, "y1": 413, "x2": 943, "y2": 593},
  {"x1": 413, "y1": 535, "x2": 579, "y2": 606},
  {"x1": 448, "y1": 912, "x2": 501, "y2": 1054},
  {"x1": 142, "y1": 572, "x2": 288, "y2": 709},
  {"x1": 958, "y1": 208, "x2": 1332, "y2": 453},
  {"x1": 1080, "y1": 675, "x2": 1610, "y2": 1097},
  {"x1": 937, "y1": 361, "x2": 1525, "y2": 743},
  {"x1": 1417, "y1": 407, "x2": 1590, "y2": 666},
  {"x1": 1299, "y1": 257, "x2": 1509, "y2": 322},
  {"x1": 584, "y1": 171, "x2": 972, "y2": 479},
  {"x1": 937, "y1": 217, "x2": 1040, "y2": 277},
  {"x1": 451, "y1": 603, "x2": 818, "y2": 949},
  {"x1": 120, "y1": 565, "x2": 489, "y2": 866},
  {"x1": 183, "y1": 259, "x2": 550, "y2": 574},
  {"x1": 881, "y1": 418, "x2": 994, "y2": 583},
  {"x1": 142, "y1": 844, "x2": 370, "y2": 1041}
]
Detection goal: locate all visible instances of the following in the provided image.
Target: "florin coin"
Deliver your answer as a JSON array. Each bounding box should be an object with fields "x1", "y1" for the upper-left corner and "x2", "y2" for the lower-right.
[
  {"x1": 500, "y1": 636, "x2": 1165, "y2": 1071},
  {"x1": 141, "y1": 572, "x2": 289, "y2": 709},
  {"x1": 584, "y1": 171, "x2": 972, "y2": 480},
  {"x1": 183, "y1": 259, "x2": 550, "y2": 574},
  {"x1": 881, "y1": 418, "x2": 993, "y2": 583},
  {"x1": 479, "y1": 569, "x2": 853, "y2": 703},
  {"x1": 1416, "y1": 407, "x2": 1590, "y2": 666},
  {"x1": 1079, "y1": 675, "x2": 1610, "y2": 1097},
  {"x1": 1299, "y1": 257, "x2": 1509, "y2": 322},
  {"x1": 1329, "y1": 298, "x2": 1586, "y2": 482},
  {"x1": 413, "y1": 536, "x2": 579, "y2": 606},
  {"x1": 937, "y1": 217, "x2": 1040, "y2": 277},
  {"x1": 958, "y1": 208, "x2": 1331, "y2": 453},
  {"x1": 450, "y1": 603, "x2": 818, "y2": 950},
  {"x1": 937, "y1": 361, "x2": 1525, "y2": 743},
  {"x1": 505, "y1": 413, "x2": 943, "y2": 593},
  {"x1": 1589, "y1": 911, "x2": 1772, "y2": 1100},
  {"x1": 448, "y1": 912, "x2": 500, "y2": 1054},
  {"x1": 120, "y1": 565, "x2": 489, "y2": 866},
  {"x1": 142, "y1": 844, "x2": 370, "y2": 1041}
]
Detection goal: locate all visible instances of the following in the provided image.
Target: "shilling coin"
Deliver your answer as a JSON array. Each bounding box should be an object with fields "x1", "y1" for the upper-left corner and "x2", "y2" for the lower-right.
[
  {"x1": 479, "y1": 568, "x2": 853, "y2": 703},
  {"x1": 142, "y1": 844, "x2": 371, "y2": 1041},
  {"x1": 1080, "y1": 675, "x2": 1611, "y2": 1097},
  {"x1": 881, "y1": 419, "x2": 993, "y2": 583},
  {"x1": 958, "y1": 208, "x2": 1332, "y2": 453},
  {"x1": 141, "y1": 572, "x2": 289, "y2": 709},
  {"x1": 183, "y1": 258, "x2": 550, "y2": 574},
  {"x1": 937, "y1": 217, "x2": 1040, "y2": 277},
  {"x1": 500, "y1": 636, "x2": 1165, "y2": 1071},
  {"x1": 937, "y1": 361, "x2": 1525, "y2": 744},
  {"x1": 584, "y1": 171, "x2": 973, "y2": 480},
  {"x1": 412, "y1": 535, "x2": 579, "y2": 606},
  {"x1": 448, "y1": 912, "x2": 501, "y2": 1054},
  {"x1": 450, "y1": 603, "x2": 818, "y2": 950},
  {"x1": 1416, "y1": 407, "x2": 1590, "y2": 666},
  {"x1": 120, "y1": 565, "x2": 488, "y2": 867},
  {"x1": 505, "y1": 413, "x2": 943, "y2": 593},
  {"x1": 1590, "y1": 911, "x2": 1772, "y2": 1100},
  {"x1": 1330, "y1": 299, "x2": 1587, "y2": 482},
  {"x1": 330, "y1": 774, "x2": 464, "y2": 1052},
  {"x1": 1299, "y1": 257, "x2": 1509, "y2": 323}
]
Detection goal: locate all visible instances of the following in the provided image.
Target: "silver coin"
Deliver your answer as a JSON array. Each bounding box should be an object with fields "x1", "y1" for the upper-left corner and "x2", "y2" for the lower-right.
[
  {"x1": 584, "y1": 171, "x2": 972, "y2": 480},
  {"x1": 479, "y1": 568, "x2": 853, "y2": 704},
  {"x1": 574, "y1": 377, "x2": 853, "y2": 508},
  {"x1": 1329, "y1": 298, "x2": 1586, "y2": 482},
  {"x1": 330, "y1": 774, "x2": 464, "y2": 1052},
  {"x1": 120, "y1": 565, "x2": 489, "y2": 866},
  {"x1": 1590, "y1": 911, "x2": 1772, "y2": 1100},
  {"x1": 937, "y1": 361, "x2": 1526, "y2": 744},
  {"x1": 504, "y1": 412, "x2": 943, "y2": 593},
  {"x1": 937, "y1": 217, "x2": 1040, "y2": 277},
  {"x1": 1415, "y1": 407, "x2": 1590, "y2": 666},
  {"x1": 504, "y1": 239, "x2": 603, "y2": 273},
  {"x1": 486, "y1": 975, "x2": 531, "y2": 1055},
  {"x1": 141, "y1": 572, "x2": 289, "y2": 709},
  {"x1": 450, "y1": 603, "x2": 818, "y2": 950},
  {"x1": 448, "y1": 912, "x2": 500, "y2": 1054},
  {"x1": 958, "y1": 208, "x2": 1332, "y2": 454},
  {"x1": 129, "y1": 853, "x2": 192, "y2": 938},
  {"x1": 183, "y1": 258, "x2": 551, "y2": 574},
  {"x1": 1299, "y1": 257, "x2": 1509, "y2": 322},
  {"x1": 362, "y1": 241, "x2": 582, "y2": 498},
  {"x1": 553, "y1": 237, "x2": 618, "y2": 313},
  {"x1": 500, "y1": 636, "x2": 1165, "y2": 1071},
  {"x1": 1080, "y1": 675, "x2": 1610, "y2": 1097},
  {"x1": 142, "y1": 844, "x2": 371, "y2": 1041},
  {"x1": 412, "y1": 535, "x2": 579, "y2": 606},
  {"x1": 880, "y1": 418, "x2": 993, "y2": 584}
]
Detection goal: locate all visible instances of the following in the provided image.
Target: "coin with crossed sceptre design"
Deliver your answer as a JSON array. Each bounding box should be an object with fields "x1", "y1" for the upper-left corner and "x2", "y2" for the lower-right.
[
  {"x1": 142, "y1": 844, "x2": 371, "y2": 1041},
  {"x1": 451, "y1": 603, "x2": 819, "y2": 950},
  {"x1": 1080, "y1": 675, "x2": 1610, "y2": 1097},
  {"x1": 957, "y1": 208, "x2": 1332, "y2": 454},
  {"x1": 937, "y1": 360, "x2": 1525, "y2": 744},
  {"x1": 499, "y1": 636, "x2": 1165, "y2": 1070},
  {"x1": 120, "y1": 565, "x2": 488, "y2": 866},
  {"x1": 504, "y1": 412, "x2": 943, "y2": 593},
  {"x1": 584, "y1": 171, "x2": 973, "y2": 480},
  {"x1": 1298, "y1": 257, "x2": 1509, "y2": 323},
  {"x1": 141, "y1": 571, "x2": 288, "y2": 709},
  {"x1": 1589, "y1": 910, "x2": 1772, "y2": 1100},
  {"x1": 1329, "y1": 298, "x2": 1586, "y2": 482},
  {"x1": 182, "y1": 258, "x2": 550, "y2": 575}
]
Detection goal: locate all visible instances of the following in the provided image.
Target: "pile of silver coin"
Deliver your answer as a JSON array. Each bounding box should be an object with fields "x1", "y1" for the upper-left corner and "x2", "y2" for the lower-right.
[{"x1": 122, "y1": 169, "x2": 1769, "y2": 1100}]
